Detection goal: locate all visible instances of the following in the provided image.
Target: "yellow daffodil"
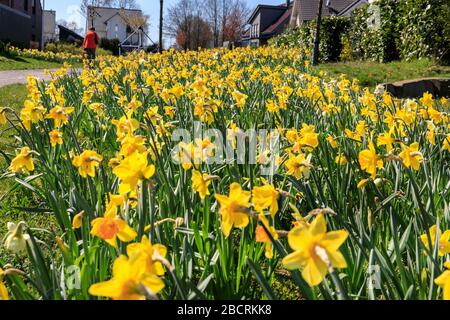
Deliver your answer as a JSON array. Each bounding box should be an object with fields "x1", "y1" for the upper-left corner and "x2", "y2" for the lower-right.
[
  {"x1": 358, "y1": 140, "x2": 383, "y2": 178},
  {"x1": 435, "y1": 262, "x2": 450, "y2": 300},
  {"x1": 49, "y1": 130, "x2": 63, "y2": 147},
  {"x1": 113, "y1": 151, "x2": 155, "y2": 193},
  {"x1": 399, "y1": 142, "x2": 423, "y2": 170},
  {"x1": 46, "y1": 106, "x2": 74, "y2": 128},
  {"x1": 231, "y1": 90, "x2": 247, "y2": 109},
  {"x1": 191, "y1": 170, "x2": 211, "y2": 200},
  {"x1": 255, "y1": 214, "x2": 278, "y2": 259},
  {"x1": 127, "y1": 236, "x2": 167, "y2": 277},
  {"x1": 89, "y1": 254, "x2": 164, "y2": 300},
  {"x1": 285, "y1": 153, "x2": 312, "y2": 179},
  {"x1": 377, "y1": 131, "x2": 394, "y2": 152},
  {"x1": 326, "y1": 135, "x2": 338, "y2": 149},
  {"x1": 215, "y1": 183, "x2": 251, "y2": 237},
  {"x1": 420, "y1": 225, "x2": 450, "y2": 256},
  {"x1": 72, "y1": 150, "x2": 103, "y2": 178},
  {"x1": 444, "y1": 135, "x2": 450, "y2": 152},
  {"x1": 72, "y1": 212, "x2": 84, "y2": 229},
  {"x1": 282, "y1": 214, "x2": 348, "y2": 287},
  {"x1": 335, "y1": 154, "x2": 348, "y2": 165},
  {"x1": 357, "y1": 178, "x2": 370, "y2": 189},
  {"x1": 10, "y1": 147, "x2": 34, "y2": 173},
  {"x1": 252, "y1": 183, "x2": 279, "y2": 217},
  {"x1": 0, "y1": 108, "x2": 7, "y2": 125},
  {"x1": 91, "y1": 202, "x2": 137, "y2": 248},
  {"x1": 0, "y1": 268, "x2": 9, "y2": 300}
]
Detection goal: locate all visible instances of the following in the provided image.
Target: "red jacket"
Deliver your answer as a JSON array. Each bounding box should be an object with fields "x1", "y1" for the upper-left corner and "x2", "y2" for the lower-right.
[{"x1": 84, "y1": 31, "x2": 99, "y2": 49}]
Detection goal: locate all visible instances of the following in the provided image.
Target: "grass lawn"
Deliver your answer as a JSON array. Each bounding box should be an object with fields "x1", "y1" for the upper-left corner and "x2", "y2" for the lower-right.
[
  {"x1": 0, "y1": 83, "x2": 57, "y2": 266},
  {"x1": 0, "y1": 54, "x2": 63, "y2": 71},
  {"x1": 315, "y1": 58, "x2": 450, "y2": 88}
]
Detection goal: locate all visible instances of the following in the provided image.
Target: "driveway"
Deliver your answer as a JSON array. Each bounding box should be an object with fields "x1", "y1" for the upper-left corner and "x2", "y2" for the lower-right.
[{"x1": 0, "y1": 68, "x2": 80, "y2": 87}]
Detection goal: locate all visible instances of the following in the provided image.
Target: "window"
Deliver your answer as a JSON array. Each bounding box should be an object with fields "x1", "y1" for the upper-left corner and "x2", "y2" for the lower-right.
[
  {"x1": 24, "y1": 0, "x2": 28, "y2": 11},
  {"x1": 115, "y1": 24, "x2": 119, "y2": 39},
  {"x1": 32, "y1": 0, "x2": 35, "y2": 14}
]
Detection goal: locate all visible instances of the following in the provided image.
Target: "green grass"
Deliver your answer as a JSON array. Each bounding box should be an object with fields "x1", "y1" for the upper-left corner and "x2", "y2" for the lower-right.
[
  {"x1": 0, "y1": 84, "x2": 57, "y2": 266},
  {"x1": 0, "y1": 54, "x2": 63, "y2": 71},
  {"x1": 315, "y1": 58, "x2": 450, "y2": 88}
]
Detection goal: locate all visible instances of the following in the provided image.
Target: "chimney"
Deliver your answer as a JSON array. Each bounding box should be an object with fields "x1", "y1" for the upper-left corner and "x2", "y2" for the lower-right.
[{"x1": 286, "y1": 0, "x2": 290, "y2": 7}]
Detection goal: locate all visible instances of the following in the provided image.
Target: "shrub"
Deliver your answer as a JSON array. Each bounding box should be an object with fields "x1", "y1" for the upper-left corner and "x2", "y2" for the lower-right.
[
  {"x1": 397, "y1": 0, "x2": 450, "y2": 64},
  {"x1": 270, "y1": 16, "x2": 350, "y2": 62},
  {"x1": 45, "y1": 42, "x2": 112, "y2": 57},
  {"x1": 346, "y1": 0, "x2": 401, "y2": 63},
  {"x1": 99, "y1": 38, "x2": 121, "y2": 56}
]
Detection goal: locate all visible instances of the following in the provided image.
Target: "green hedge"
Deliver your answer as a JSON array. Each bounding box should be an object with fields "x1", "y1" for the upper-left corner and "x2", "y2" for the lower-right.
[
  {"x1": 397, "y1": 0, "x2": 450, "y2": 63},
  {"x1": 270, "y1": 0, "x2": 450, "y2": 64},
  {"x1": 269, "y1": 16, "x2": 350, "y2": 62},
  {"x1": 45, "y1": 42, "x2": 112, "y2": 57}
]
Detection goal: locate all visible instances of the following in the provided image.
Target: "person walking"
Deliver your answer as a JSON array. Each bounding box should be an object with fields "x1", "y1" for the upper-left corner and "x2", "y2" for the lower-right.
[{"x1": 83, "y1": 27, "x2": 100, "y2": 61}]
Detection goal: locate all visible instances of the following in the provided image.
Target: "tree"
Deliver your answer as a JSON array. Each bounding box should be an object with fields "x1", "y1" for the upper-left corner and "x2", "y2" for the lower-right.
[
  {"x1": 57, "y1": 19, "x2": 83, "y2": 35},
  {"x1": 114, "y1": 0, "x2": 139, "y2": 9},
  {"x1": 222, "y1": 0, "x2": 249, "y2": 44},
  {"x1": 312, "y1": 0, "x2": 324, "y2": 65},
  {"x1": 80, "y1": 0, "x2": 114, "y2": 17},
  {"x1": 203, "y1": 0, "x2": 248, "y2": 47},
  {"x1": 80, "y1": 0, "x2": 139, "y2": 18},
  {"x1": 174, "y1": 15, "x2": 213, "y2": 50},
  {"x1": 166, "y1": 0, "x2": 195, "y2": 47}
]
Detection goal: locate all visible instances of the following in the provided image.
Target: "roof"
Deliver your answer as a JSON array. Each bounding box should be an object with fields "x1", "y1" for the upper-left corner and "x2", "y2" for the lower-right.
[
  {"x1": 262, "y1": 7, "x2": 293, "y2": 36},
  {"x1": 338, "y1": 0, "x2": 368, "y2": 16},
  {"x1": 292, "y1": 0, "x2": 355, "y2": 21},
  {"x1": 87, "y1": 6, "x2": 142, "y2": 13},
  {"x1": 57, "y1": 24, "x2": 84, "y2": 40},
  {"x1": 247, "y1": 4, "x2": 287, "y2": 24}
]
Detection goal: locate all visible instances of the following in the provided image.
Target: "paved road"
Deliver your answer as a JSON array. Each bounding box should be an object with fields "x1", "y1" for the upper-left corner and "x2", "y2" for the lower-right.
[{"x1": 0, "y1": 68, "x2": 79, "y2": 87}]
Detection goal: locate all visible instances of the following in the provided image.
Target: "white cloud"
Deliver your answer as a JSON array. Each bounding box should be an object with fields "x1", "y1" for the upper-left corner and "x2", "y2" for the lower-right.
[{"x1": 66, "y1": 4, "x2": 84, "y2": 30}]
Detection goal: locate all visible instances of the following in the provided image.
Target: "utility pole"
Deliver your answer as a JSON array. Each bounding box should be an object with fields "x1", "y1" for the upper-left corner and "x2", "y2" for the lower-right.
[
  {"x1": 41, "y1": 0, "x2": 45, "y2": 50},
  {"x1": 312, "y1": 0, "x2": 323, "y2": 65},
  {"x1": 159, "y1": 0, "x2": 163, "y2": 52}
]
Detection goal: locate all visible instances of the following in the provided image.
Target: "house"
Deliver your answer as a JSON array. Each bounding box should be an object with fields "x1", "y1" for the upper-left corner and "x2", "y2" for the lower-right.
[
  {"x1": 86, "y1": 6, "x2": 145, "y2": 46},
  {"x1": 0, "y1": 0, "x2": 43, "y2": 48},
  {"x1": 244, "y1": 1, "x2": 292, "y2": 46},
  {"x1": 337, "y1": 0, "x2": 369, "y2": 17},
  {"x1": 290, "y1": 0, "x2": 357, "y2": 27},
  {"x1": 43, "y1": 10, "x2": 56, "y2": 43},
  {"x1": 243, "y1": 0, "x2": 357, "y2": 46}
]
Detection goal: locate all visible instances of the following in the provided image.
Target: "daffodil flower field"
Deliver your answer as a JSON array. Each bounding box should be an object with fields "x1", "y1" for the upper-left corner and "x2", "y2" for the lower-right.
[{"x1": 1, "y1": 46, "x2": 450, "y2": 300}]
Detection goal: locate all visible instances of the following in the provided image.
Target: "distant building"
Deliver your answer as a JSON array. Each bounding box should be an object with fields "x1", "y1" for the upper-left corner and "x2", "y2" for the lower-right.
[
  {"x1": 86, "y1": 6, "x2": 144, "y2": 46},
  {"x1": 43, "y1": 10, "x2": 56, "y2": 43},
  {"x1": 243, "y1": 0, "x2": 357, "y2": 46},
  {"x1": 0, "y1": 0, "x2": 43, "y2": 48}
]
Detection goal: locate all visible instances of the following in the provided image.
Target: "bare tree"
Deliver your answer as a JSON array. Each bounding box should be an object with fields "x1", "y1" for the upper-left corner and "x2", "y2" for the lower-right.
[
  {"x1": 57, "y1": 19, "x2": 84, "y2": 35},
  {"x1": 80, "y1": 0, "x2": 139, "y2": 18},
  {"x1": 166, "y1": 0, "x2": 195, "y2": 46},
  {"x1": 114, "y1": 0, "x2": 139, "y2": 9},
  {"x1": 80, "y1": 0, "x2": 114, "y2": 17}
]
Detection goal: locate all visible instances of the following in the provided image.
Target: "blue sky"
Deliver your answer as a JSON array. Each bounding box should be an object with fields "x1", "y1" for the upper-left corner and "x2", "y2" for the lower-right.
[{"x1": 44, "y1": 0, "x2": 283, "y2": 46}]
